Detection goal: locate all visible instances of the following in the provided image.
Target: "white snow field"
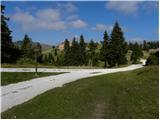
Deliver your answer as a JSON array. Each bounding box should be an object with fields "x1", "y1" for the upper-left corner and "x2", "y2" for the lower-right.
[{"x1": 1, "y1": 59, "x2": 146, "y2": 112}]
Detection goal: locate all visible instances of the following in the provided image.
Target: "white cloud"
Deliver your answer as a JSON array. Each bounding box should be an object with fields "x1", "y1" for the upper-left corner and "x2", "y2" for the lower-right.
[
  {"x1": 91, "y1": 23, "x2": 128, "y2": 33},
  {"x1": 36, "y1": 20, "x2": 66, "y2": 30},
  {"x1": 106, "y1": 1, "x2": 140, "y2": 15},
  {"x1": 57, "y1": 2, "x2": 77, "y2": 13},
  {"x1": 36, "y1": 9, "x2": 60, "y2": 22},
  {"x1": 91, "y1": 24, "x2": 113, "y2": 32},
  {"x1": 11, "y1": 6, "x2": 87, "y2": 31},
  {"x1": 12, "y1": 12, "x2": 35, "y2": 24},
  {"x1": 106, "y1": 1, "x2": 158, "y2": 15},
  {"x1": 142, "y1": 2, "x2": 158, "y2": 11},
  {"x1": 12, "y1": 10, "x2": 36, "y2": 30},
  {"x1": 12, "y1": 8, "x2": 66, "y2": 30},
  {"x1": 66, "y1": 15, "x2": 79, "y2": 21},
  {"x1": 69, "y1": 19, "x2": 87, "y2": 29},
  {"x1": 65, "y1": 3, "x2": 77, "y2": 13}
]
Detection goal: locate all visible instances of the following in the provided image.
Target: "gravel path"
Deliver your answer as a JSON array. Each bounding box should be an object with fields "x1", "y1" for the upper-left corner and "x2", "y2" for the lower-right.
[{"x1": 1, "y1": 60, "x2": 146, "y2": 112}]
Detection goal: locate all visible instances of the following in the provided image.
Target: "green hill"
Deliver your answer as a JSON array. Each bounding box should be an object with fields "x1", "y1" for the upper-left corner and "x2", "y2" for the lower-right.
[{"x1": 14, "y1": 41, "x2": 52, "y2": 52}]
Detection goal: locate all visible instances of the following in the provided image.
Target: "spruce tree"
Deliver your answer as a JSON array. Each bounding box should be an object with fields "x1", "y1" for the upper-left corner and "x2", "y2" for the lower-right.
[
  {"x1": 100, "y1": 31, "x2": 109, "y2": 68},
  {"x1": 64, "y1": 39, "x2": 71, "y2": 65},
  {"x1": 36, "y1": 43, "x2": 42, "y2": 63},
  {"x1": 21, "y1": 34, "x2": 32, "y2": 58},
  {"x1": 48, "y1": 53, "x2": 54, "y2": 64},
  {"x1": 143, "y1": 40, "x2": 149, "y2": 51},
  {"x1": 128, "y1": 42, "x2": 134, "y2": 50},
  {"x1": 79, "y1": 35, "x2": 86, "y2": 65},
  {"x1": 131, "y1": 42, "x2": 143, "y2": 63},
  {"x1": 70, "y1": 37, "x2": 80, "y2": 66},
  {"x1": 88, "y1": 40, "x2": 97, "y2": 67},
  {"x1": 54, "y1": 48, "x2": 58, "y2": 57},
  {"x1": 1, "y1": 5, "x2": 21, "y2": 63},
  {"x1": 108, "y1": 22, "x2": 127, "y2": 67},
  {"x1": 43, "y1": 54, "x2": 49, "y2": 64}
]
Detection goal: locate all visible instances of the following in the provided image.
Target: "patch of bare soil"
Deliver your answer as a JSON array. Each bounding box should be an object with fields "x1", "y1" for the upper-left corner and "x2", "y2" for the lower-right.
[{"x1": 92, "y1": 101, "x2": 106, "y2": 118}]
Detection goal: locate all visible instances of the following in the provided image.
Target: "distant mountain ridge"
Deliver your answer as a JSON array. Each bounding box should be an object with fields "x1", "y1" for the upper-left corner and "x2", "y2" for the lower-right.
[{"x1": 14, "y1": 40, "x2": 52, "y2": 52}]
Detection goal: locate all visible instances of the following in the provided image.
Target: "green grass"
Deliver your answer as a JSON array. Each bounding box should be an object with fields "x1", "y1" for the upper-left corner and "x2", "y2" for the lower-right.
[
  {"x1": 1, "y1": 63, "x2": 54, "y2": 68},
  {"x1": 42, "y1": 48, "x2": 53, "y2": 54},
  {"x1": 1, "y1": 63, "x2": 132, "y2": 69},
  {"x1": 1, "y1": 66, "x2": 158, "y2": 118},
  {"x1": 1, "y1": 72, "x2": 65, "y2": 86},
  {"x1": 1, "y1": 63, "x2": 103, "y2": 69}
]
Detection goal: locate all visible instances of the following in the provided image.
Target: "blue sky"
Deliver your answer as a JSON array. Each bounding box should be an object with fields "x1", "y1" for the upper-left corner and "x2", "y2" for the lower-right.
[{"x1": 2, "y1": 1, "x2": 159, "y2": 45}]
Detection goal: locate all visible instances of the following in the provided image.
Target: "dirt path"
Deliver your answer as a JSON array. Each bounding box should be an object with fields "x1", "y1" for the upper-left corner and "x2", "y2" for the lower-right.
[
  {"x1": 92, "y1": 102, "x2": 106, "y2": 118},
  {"x1": 1, "y1": 60, "x2": 146, "y2": 112}
]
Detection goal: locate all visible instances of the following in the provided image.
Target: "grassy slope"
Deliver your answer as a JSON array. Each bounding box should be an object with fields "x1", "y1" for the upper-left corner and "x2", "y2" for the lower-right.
[
  {"x1": 2, "y1": 66, "x2": 158, "y2": 119},
  {"x1": 1, "y1": 72, "x2": 65, "y2": 86},
  {"x1": 1, "y1": 63, "x2": 103, "y2": 69},
  {"x1": 1, "y1": 64, "x2": 57, "y2": 68},
  {"x1": 42, "y1": 48, "x2": 53, "y2": 54},
  {"x1": 143, "y1": 49, "x2": 159, "y2": 59}
]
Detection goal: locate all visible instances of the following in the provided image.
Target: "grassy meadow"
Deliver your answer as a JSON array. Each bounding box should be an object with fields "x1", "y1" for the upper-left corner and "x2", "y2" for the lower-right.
[
  {"x1": 1, "y1": 72, "x2": 65, "y2": 86},
  {"x1": 1, "y1": 66, "x2": 158, "y2": 119}
]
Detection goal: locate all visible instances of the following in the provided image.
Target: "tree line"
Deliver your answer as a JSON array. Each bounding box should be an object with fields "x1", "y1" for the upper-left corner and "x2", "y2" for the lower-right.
[
  {"x1": 61, "y1": 22, "x2": 128, "y2": 67},
  {"x1": 128, "y1": 40, "x2": 159, "y2": 51}
]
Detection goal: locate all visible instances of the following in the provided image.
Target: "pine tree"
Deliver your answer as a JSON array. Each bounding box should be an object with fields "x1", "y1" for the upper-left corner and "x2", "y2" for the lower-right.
[
  {"x1": 70, "y1": 37, "x2": 80, "y2": 66},
  {"x1": 1, "y1": 5, "x2": 21, "y2": 63},
  {"x1": 43, "y1": 54, "x2": 48, "y2": 64},
  {"x1": 88, "y1": 40, "x2": 97, "y2": 67},
  {"x1": 44, "y1": 54, "x2": 50, "y2": 64},
  {"x1": 108, "y1": 22, "x2": 127, "y2": 67},
  {"x1": 52, "y1": 45, "x2": 55, "y2": 49},
  {"x1": 143, "y1": 40, "x2": 149, "y2": 51},
  {"x1": 131, "y1": 42, "x2": 143, "y2": 63},
  {"x1": 48, "y1": 53, "x2": 52, "y2": 64},
  {"x1": 128, "y1": 42, "x2": 134, "y2": 50},
  {"x1": 51, "y1": 45, "x2": 56, "y2": 63},
  {"x1": 146, "y1": 51, "x2": 159, "y2": 66},
  {"x1": 54, "y1": 48, "x2": 58, "y2": 57},
  {"x1": 79, "y1": 35, "x2": 86, "y2": 65},
  {"x1": 100, "y1": 31, "x2": 109, "y2": 68},
  {"x1": 36, "y1": 43, "x2": 43, "y2": 63},
  {"x1": 21, "y1": 34, "x2": 32, "y2": 58},
  {"x1": 64, "y1": 39, "x2": 71, "y2": 65}
]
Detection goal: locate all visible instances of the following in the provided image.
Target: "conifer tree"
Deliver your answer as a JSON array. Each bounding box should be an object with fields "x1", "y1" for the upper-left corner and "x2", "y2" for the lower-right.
[
  {"x1": 88, "y1": 40, "x2": 97, "y2": 67},
  {"x1": 143, "y1": 40, "x2": 149, "y2": 51},
  {"x1": 64, "y1": 39, "x2": 71, "y2": 65},
  {"x1": 79, "y1": 35, "x2": 86, "y2": 65},
  {"x1": 131, "y1": 42, "x2": 143, "y2": 63},
  {"x1": 36, "y1": 43, "x2": 42, "y2": 63},
  {"x1": 108, "y1": 22, "x2": 127, "y2": 67},
  {"x1": 100, "y1": 31, "x2": 109, "y2": 68},
  {"x1": 1, "y1": 5, "x2": 21, "y2": 63},
  {"x1": 47, "y1": 53, "x2": 52, "y2": 64},
  {"x1": 21, "y1": 34, "x2": 32, "y2": 58},
  {"x1": 70, "y1": 37, "x2": 80, "y2": 65}
]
